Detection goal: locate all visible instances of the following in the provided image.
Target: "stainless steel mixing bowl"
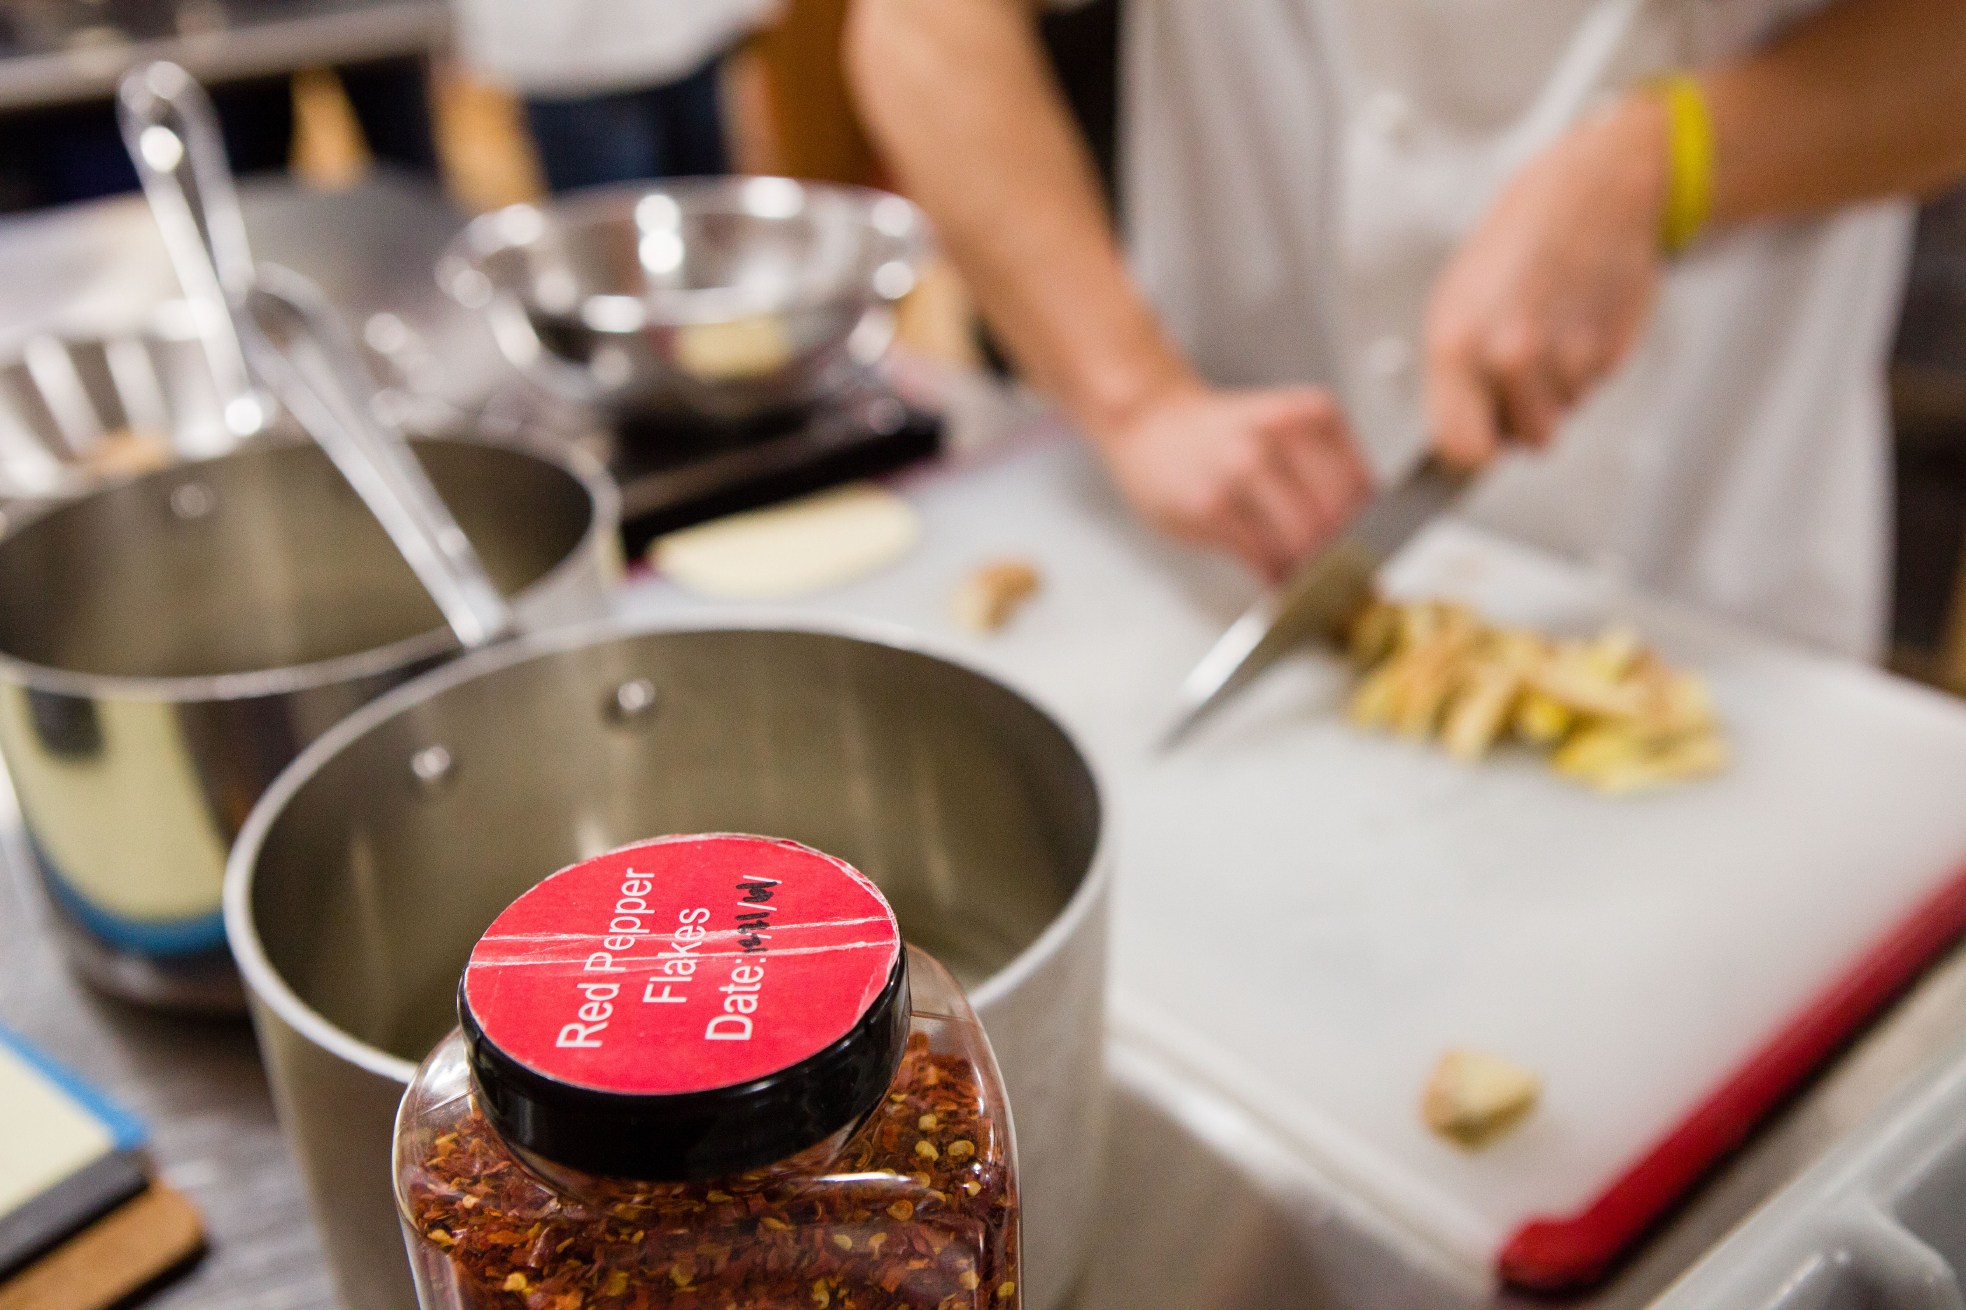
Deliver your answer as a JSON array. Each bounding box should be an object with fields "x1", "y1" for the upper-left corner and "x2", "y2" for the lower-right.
[
  {"x1": 438, "y1": 177, "x2": 931, "y2": 419},
  {"x1": 226, "y1": 618, "x2": 1110, "y2": 1310},
  {"x1": 0, "y1": 434, "x2": 621, "y2": 1011}
]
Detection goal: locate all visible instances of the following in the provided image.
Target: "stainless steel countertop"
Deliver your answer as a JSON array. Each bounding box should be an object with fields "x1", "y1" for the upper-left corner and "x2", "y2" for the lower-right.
[{"x1": 0, "y1": 0, "x2": 448, "y2": 112}]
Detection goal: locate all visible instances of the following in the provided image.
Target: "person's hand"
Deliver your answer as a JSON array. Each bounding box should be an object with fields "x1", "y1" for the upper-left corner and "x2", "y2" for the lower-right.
[
  {"x1": 1094, "y1": 383, "x2": 1373, "y2": 582},
  {"x1": 1425, "y1": 93, "x2": 1671, "y2": 467}
]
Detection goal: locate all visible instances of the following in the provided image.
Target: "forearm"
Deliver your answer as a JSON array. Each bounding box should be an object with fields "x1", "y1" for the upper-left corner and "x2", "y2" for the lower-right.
[
  {"x1": 845, "y1": 0, "x2": 1193, "y2": 442},
  {"x1": 1701, "y1": 0, "x2": 1966, "y2": 227}
]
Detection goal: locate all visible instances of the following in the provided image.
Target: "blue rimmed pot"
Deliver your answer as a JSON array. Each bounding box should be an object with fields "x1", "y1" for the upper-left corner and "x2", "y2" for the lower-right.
[{"x1": 0, "y1": 432, "x2": 620, "y2": 1012}]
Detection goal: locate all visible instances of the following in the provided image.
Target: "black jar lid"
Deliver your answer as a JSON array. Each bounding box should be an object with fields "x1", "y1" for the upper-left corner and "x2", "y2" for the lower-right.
[{"x1": 458, "y1": 834, "x2": 910, "y2": 1181}]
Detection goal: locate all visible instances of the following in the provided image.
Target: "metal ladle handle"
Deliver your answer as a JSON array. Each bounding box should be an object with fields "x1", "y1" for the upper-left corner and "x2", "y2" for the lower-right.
[
  {"x1": 117, "y1": 61, "x2": 513, "y2": 649},
  {"x1": 116, "y1": 61, "x2": 268, "y2": 438},
  {"x1": 243, "y1": 266, "x2": 515, "y2": 649}
]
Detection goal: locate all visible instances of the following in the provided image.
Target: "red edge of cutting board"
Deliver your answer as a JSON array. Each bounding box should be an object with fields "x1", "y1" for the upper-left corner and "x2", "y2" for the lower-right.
[{"x1": 1497, "y1": 857, "x2": 1966, "y2": 1293}]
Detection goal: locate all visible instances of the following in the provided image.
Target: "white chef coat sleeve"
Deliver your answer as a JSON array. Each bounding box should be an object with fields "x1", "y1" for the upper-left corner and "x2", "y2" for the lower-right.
[{"x1": 454, "y1": 0, "x2": 784, "y2": 99}]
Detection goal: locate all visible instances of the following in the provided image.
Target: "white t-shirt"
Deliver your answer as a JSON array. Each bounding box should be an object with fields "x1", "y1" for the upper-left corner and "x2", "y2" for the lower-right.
[
  {"x1": 453, "y1": 0, "x2": 782, "y2": 98},
  {"x1": 1073, "y1": 0, "x2": 1911, "y2": 657}
]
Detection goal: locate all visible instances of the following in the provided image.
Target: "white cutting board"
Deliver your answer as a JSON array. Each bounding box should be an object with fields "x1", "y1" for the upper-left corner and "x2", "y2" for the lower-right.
[{"x1": 618, "y1": 427, "x2": 1966, "y2": 1279}]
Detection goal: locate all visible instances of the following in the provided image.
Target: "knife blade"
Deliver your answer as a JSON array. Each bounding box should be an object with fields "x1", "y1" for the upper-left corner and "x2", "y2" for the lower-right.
[{"x1": 1160, "y1": 456, "x2": 1475, "y2": 749}]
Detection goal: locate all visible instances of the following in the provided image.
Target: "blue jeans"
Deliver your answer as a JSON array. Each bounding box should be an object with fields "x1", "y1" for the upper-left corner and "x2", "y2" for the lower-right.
[{"x1": 523, "y1": 57, "x2": 731, "y2": 193}]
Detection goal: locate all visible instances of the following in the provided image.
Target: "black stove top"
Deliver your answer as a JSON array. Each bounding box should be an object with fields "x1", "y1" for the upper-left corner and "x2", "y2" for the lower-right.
[
  {"x1": 609, "y1": 383, "x2": 942, "y2": 554},
  {"x1": 473, "y1": 377, "x2": 944, "y2": 557}
]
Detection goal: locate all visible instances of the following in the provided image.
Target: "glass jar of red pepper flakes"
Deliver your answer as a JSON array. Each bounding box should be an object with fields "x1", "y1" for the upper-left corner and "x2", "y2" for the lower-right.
[{"x1": 392, "y1": 834, "x2": 1020, "y2": 1310}]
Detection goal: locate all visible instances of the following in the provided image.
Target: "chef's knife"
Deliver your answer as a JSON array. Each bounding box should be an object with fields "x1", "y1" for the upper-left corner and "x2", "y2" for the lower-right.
[{"x1": 1160, "y1": 456, "x2": 1475, "y2": 748}]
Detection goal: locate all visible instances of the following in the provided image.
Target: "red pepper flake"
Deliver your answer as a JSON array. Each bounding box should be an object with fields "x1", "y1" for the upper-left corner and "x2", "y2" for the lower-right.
[{"x1": 403, "y1": 1037, "x2": 1018, "y2": 1308}]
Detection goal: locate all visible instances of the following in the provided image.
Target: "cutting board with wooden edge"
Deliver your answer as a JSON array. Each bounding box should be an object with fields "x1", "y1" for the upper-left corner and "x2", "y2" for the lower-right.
[{"x1": 620, "y1": 427, "x2": 1966, "y2": 1291}]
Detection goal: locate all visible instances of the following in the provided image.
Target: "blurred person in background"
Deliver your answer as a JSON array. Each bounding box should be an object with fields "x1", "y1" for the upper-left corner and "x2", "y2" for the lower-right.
[
  {"x1": 849, "y1": 0, "x2": 1966, "y2": 660},
  {"x1": 452, "y1": 0, "x2": 781, "y2": 191},
  {"x1": 0, "y1": 58, "x2": 434, "y2": 211}
]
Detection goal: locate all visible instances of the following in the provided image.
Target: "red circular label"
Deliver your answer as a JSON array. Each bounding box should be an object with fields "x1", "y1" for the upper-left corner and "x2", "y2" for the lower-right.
[{"x1": 463, "y1": 835, "x2": 901, "y2": 1096}]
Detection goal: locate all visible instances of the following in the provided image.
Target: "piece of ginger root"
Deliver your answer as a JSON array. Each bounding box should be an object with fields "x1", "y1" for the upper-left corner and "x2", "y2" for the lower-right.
[
  {"x1": 1421, "y1": 1048, "x2": 1543, "y2": 1149},
  {"x1": 952, "y1": 559, "x2": 1042, "y2": 633}
]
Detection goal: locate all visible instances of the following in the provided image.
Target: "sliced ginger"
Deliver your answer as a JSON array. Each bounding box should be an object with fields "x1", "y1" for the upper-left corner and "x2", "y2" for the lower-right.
[
  {"x1": 1422, "y1": 1048, "x2": 1543, "y2": 1149},
  {"x1": 1346, "y1": 597, "x2": 1727, "y2": 794},
  {"x1": 951, "y1": 559, "x2": 1042, "y2": 633}
]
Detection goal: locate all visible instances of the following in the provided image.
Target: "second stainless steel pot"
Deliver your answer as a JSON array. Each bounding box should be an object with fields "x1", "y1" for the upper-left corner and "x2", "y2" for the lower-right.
[
  {"x1": 0, "y1": 434, "x2": 621, "y2": 1010},
  {"x1": 225, "y1": 619, "x2": 1110, "y2": 1310}
]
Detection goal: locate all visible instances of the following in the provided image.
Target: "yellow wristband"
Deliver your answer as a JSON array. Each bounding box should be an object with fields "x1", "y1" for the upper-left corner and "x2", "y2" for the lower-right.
[{"x1": 1650, "y1": 73, "x2": 1715, "y2": 254}]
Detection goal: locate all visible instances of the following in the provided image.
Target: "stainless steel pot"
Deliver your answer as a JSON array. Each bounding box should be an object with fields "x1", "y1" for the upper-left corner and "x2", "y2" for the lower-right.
[
  {"x1": 0, "y1": 304, "x2": 252, "y2": 501},
  {"x1": 0, "y1": 435, "x2": 621, "y2": 1011},
  {"x1": 225, "y1": 619, "x2": 1110, "y2": 1310}
]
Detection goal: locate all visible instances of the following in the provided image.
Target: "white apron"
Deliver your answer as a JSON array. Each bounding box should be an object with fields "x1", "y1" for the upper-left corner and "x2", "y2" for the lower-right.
[{"x1": 1102, "y1": 0, "x2": 1912, "y2": 658}]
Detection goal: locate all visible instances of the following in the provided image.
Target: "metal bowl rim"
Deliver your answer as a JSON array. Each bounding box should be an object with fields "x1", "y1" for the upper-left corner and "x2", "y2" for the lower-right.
[
  {"x1": 0, "y1": 301, "x2": 247, "y2": 501},
  {"x1": 438, "y1": 177, "x2": 933, "y2": 327},
  {"x1": 223, "y1": 611, "x2": 1112, "y2": 1088},
  {"x1": 0, "y1": 432, "x2": 621, "y2": 703}
]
